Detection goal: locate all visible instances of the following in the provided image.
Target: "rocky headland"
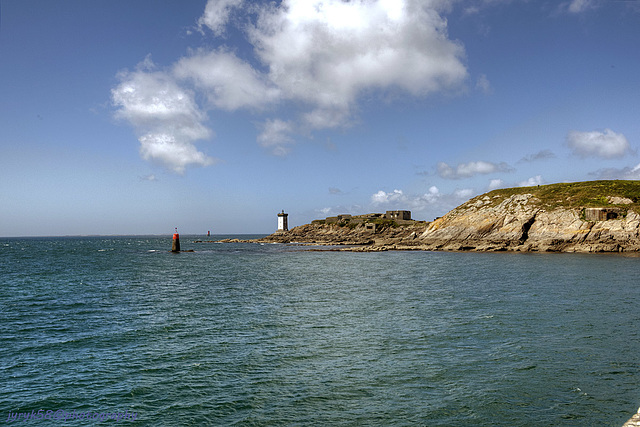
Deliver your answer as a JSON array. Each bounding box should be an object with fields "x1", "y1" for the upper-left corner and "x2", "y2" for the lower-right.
[
  {"x1": 255, "y1": 181, "x2": 640, "y2": 253},
  {"x1": 258, "y1": 212, "x2": 427, "y2": 250}
]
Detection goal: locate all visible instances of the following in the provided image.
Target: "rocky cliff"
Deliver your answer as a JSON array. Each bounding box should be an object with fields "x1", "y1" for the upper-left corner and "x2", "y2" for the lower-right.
[{"x1": 419, "y1": 181, "x2": 640, "y2": 253}]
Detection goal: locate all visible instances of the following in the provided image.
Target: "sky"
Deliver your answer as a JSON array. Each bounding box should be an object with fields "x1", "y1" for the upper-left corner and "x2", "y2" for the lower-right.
[{"x1": 1, "y1": 0, "x2": 639, "y2": 237}]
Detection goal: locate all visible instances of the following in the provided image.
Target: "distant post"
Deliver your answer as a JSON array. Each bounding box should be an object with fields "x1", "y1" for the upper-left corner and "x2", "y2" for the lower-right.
[
  {"x1": 277, "y1": 210, "x2": 288, "y2": 231},
  {"x1": 172, "y1": 228, "x2": 181, "y2": 252}
]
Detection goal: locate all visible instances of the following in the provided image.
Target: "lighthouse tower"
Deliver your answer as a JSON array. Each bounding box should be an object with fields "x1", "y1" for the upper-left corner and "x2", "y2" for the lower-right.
[{"x1": 277, "y1": 210, "x2": 288, "y2": 231}]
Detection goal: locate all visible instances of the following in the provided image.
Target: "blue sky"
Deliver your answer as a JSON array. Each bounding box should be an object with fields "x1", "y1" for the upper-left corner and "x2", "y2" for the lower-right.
[{"x1": 1, "y1": 0, "x2": 639, "y2": 237}]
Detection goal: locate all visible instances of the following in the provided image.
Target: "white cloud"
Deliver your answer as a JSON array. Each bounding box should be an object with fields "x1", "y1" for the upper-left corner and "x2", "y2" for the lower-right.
[
  {"x1": 319, "y1": 207, "x2": 333, "y2": 216},
  {"x1": 198, "y1": 0, "x2": 244, "y2": 36},
  {"x1": 476, "y1": 74, "x2": 492, "y2": 94},
  {"x1": 628, "y1": 164, "x2": 640, "y2": 178},
  {"x1": 488, "y1": 179, "x2": 504, "y2": 190},
  {"x1": 518, "y1": 175, "x2": 544, "y2": 187},
  {"x1": 111, "y1": 64, "x2": 215, "y2": 173},
  {"x1": 567, "y1": 0, "x2": 596, "y2": 13},
  {"x1": 138, "y1": 133, "x2": 215, "y2": 174},
  {"x1": 302, "y1": 106, "x2": 352, "y2": 131},
  {"x1": 257, "y1": 119, "x2": 296, "y2": 156},
  {"x1": 567, "y1": 128, "x2": 631, "y2": 159},
  {"x1": 591, "y1": 163, "x2": 640, "y2": 180},
  {"x1": 370, "y1": 185, "x2": 474, "y2": 218},
  {"x1": 437, "y1": 160, "x2": 513, "y2": 179},
  {"x1": 518, "y1": 149, "x2": 555, "y2": 163},
  {"x1": 173, "y1": 49, "x2": 280, "y2": 111},
  {"x1": 556, "y1": 0, "x2": 598, "y2": 14},
  {"x1": 454, "y1": 188, "x2": 474, "y2": 199},
  {"x1": 114, "y1": 0, "x2": 470, "y2": 166},
  {"x1": 247, "y1": 0, "x2": 466, "y2": 126},
  {"x1": 372, "y1": 189, "x2": 405, "y2": 204},
  {"x1": 112, "y1": 69, "x2": 205, "y2": 131},
  {"x1": 463, "y1": 6, "x2": 481, "y2": 15}
]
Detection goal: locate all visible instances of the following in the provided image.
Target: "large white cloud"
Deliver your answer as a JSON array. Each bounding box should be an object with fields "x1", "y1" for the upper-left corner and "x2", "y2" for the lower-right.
[
  {"x1": 113, "y1": 0, "x2": 469, "y2": 170},
  {"x1": 247, "y1": 0, "x2": 467, "y2": 127},
  {"x1": 567, "y1": 129, "x2": 631, "y2": 159},
  {"x1": 111, "y1": 63, "x2": 215, "y2": 173},
  {"x1": 437, "y1": 160, "x2": 513, "y2": 179}
]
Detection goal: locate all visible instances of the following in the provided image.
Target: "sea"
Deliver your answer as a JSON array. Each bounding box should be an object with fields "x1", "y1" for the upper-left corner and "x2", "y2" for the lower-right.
[{"x1": 1, "y1": 235, "x2": 639, "y2": 426}]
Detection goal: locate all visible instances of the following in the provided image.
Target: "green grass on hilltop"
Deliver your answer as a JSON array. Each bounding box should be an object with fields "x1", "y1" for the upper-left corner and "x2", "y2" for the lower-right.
[{"x1": 472, "y1": 180, "x2": 640, "y2": 210}]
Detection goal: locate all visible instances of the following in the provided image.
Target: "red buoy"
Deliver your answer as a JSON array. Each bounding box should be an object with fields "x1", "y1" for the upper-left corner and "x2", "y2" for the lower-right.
[{"x1": 172, "y1": 228, "x2": 180, "y2": 252}]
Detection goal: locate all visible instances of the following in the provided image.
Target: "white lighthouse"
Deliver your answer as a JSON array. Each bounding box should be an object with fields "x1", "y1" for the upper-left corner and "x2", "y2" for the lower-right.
[{"x1": 277, "y1": 210, "x2": 288, "y2": 231}]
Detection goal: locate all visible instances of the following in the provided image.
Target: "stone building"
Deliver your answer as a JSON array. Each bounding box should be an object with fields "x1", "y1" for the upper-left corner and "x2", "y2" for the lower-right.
[
  {"x1": 584, "y1": 208, "x2": 621, "y2": 221},
  {"x1": 385, "y1": 210, "x2": 411, "y2": 221}
]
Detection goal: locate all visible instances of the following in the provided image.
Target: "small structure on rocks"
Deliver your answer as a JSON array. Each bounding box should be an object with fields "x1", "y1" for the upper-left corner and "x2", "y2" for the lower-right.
[
  {"x1": 386, "y1": 210, "x2": 411, "y2": 220},
  {"x1": 584, "y1": 207, "x2": 622, "y2": 221}
]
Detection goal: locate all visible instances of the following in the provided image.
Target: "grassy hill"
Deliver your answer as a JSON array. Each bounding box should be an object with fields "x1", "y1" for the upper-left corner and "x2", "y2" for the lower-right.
[{"x1": 468, "y1": 180, "x2": 640, "y2": 211}]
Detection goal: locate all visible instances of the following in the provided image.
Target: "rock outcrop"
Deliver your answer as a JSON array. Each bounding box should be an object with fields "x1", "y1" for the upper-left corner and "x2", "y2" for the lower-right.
[
  {"x1": 258, "y1": 219, "x2": 426, "y2": 247},
  {"x1": 623, "y1": 408, "x2": 640, "y2": 427},
  {"x1": 419, "y1": 181, "x2": 640, "y2": 252}
]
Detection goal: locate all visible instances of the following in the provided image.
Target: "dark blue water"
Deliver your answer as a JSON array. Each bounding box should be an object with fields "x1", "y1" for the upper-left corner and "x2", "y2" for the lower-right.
[{"x1": 1, "y1": 236, "x2": 639, "y2": 426}]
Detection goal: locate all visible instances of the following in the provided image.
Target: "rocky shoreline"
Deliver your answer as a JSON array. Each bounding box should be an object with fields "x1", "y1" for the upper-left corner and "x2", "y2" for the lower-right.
[
  {"x1": 623, "y1": 409, "x2": 640, "y2": 427},
  {"x1": 202, "y1": 218, "x2": 427, "y2": 251},
  {"x1": 201, "y1": 181, "x2": 640, "y2": 254}
]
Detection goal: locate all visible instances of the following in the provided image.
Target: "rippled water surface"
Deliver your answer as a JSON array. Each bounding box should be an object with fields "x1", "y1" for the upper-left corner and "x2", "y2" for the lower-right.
[{"x1": 1, "y1": 236, "x2": 639, "y2": 426}]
